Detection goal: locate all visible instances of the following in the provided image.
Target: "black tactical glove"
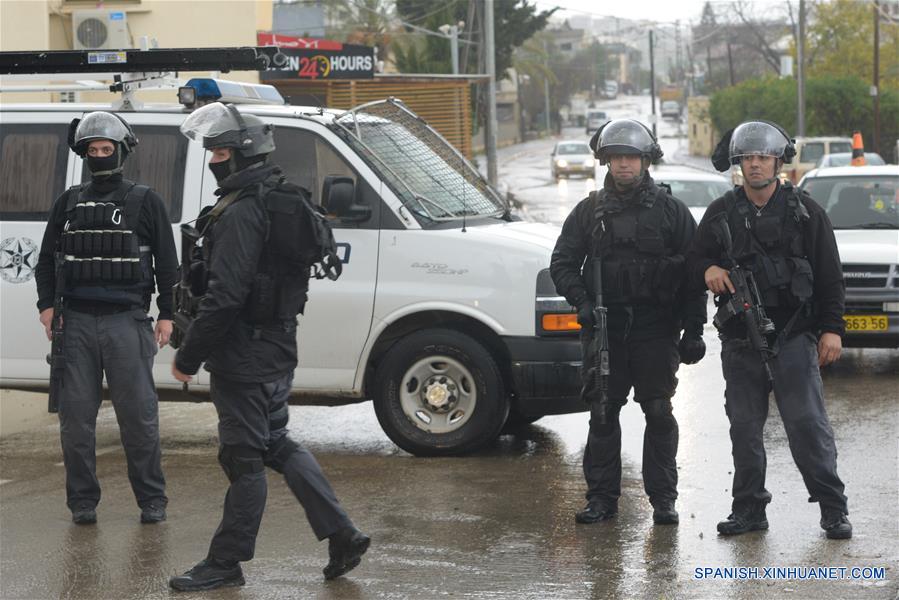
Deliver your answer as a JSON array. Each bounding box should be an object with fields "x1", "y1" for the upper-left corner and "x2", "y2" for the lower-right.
[
  {"x1": 576, "y1": 302, "x2": 595, "y2": 330},
  {"x1": 678, "y1": 322, "x2": 706, "y2": 365}
]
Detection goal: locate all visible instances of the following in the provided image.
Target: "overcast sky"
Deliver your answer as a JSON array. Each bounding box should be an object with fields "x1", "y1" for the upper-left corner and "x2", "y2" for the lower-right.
[{"x1": 532, "y1": 0, "x2": 716, "y2": 26}]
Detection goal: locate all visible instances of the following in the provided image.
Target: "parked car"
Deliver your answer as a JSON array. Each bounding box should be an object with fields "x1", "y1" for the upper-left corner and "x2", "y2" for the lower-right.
[
  {"x1": 660, "y1": 101, "x2": 681, "y2": 120},
  {"x1": 0, "y1": 81, "x2": 587, "y2": 456},
  {"x1": 787, "y1": 136, "x2": 853, "y2": 183},
  {"x1": 815, "y1": 152, "x2": 885, "y2": 169},
  {"x1": 551, "y1": 140, "x2": 595, "y2": 180},
  {"x1": 585, "y1": 110, "x2": 608, "y2": 135},
  {"x1": 650, "y1": 164, "x2": 732, "y2": 223},
  {"x1": 799, "y1": 165, "x2": 899, "y2": 348}
]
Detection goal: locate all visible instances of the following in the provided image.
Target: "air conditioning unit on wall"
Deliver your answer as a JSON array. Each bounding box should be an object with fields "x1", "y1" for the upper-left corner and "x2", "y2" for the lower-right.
[{"x1": 72, "y1": 10, "x2": 130, "y2": 50}]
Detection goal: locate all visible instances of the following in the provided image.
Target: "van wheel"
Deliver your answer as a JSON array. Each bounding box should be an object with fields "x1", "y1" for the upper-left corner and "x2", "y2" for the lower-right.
[{"x1": 373, "y1": 329, "x2": 508, "y2": 456}]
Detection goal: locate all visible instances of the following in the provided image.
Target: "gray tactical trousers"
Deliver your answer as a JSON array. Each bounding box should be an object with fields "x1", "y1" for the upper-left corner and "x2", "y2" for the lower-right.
[
  {"x1": 721, "y1": 331, "x2": 848, "y2": 513},
  {"x1": 58, "y1": 308, "x2": 167, "y2": 510}
]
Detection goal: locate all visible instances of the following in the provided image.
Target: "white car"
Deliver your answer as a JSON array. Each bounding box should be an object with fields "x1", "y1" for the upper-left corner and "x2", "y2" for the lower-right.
[
  {"x1": 799, "y1": 165, "x2": 899, "y2": 348},
  {"x1": 550, "y1": 140, "x2": 595, "y2": 180},
  {"x1": 650, "y1": 164, "x2": 732, "y2": 224}
]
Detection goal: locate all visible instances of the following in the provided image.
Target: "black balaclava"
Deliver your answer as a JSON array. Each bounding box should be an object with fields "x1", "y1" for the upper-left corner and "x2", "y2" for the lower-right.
[
  {"x1": 208, "y1": 152, "x2": 268, "y2": 185},
  {"x1": 87, "y1": 146, "x2": 124, "y2": 179}
]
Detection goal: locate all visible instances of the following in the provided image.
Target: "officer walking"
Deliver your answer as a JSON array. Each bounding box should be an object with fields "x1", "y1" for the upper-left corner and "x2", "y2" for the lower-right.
[
  {"x1": 687, "y1": 121, "x2": 851, "y2": 539},
  {"x1": 34, "y1": 111, "x2": 175, "y2": 525},
  {"x1": 169, "y1": 102, "x2": 369, "y2": 592},
  {"x1": 550, "y1": 119, "x2": 707, "y2": 526}
]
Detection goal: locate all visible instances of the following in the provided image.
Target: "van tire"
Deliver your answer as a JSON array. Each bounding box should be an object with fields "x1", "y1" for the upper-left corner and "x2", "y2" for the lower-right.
[{"x1": 373, "y1": 328, "x2": 508, "y2": 456}]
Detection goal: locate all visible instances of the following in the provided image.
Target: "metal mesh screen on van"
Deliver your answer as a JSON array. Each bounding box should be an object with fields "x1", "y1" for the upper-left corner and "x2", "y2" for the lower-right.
[{"x1": 334, "y1": 98, "x2": 504, "y2": 222}]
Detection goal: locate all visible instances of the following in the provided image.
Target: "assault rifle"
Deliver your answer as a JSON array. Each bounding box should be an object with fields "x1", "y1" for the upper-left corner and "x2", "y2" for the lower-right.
[
  {"x1": 580, "y1": 258, "x2": 612, "y2": 424},
  {"x1": 46, "y1": 252, "x2": 67, "y2": 413},
  {"x1": 712, "y1": 218, "x2": 776, "y2": 382},
  {"x1": 169, "y1": 223, "x2": 204, "y2": 351}
]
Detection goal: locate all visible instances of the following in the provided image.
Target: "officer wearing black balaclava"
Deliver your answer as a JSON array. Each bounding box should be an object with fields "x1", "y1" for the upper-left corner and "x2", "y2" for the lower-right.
[
  {"x1": 34, "y1": 111, "x2": 177, "y2": 525},
  {"x1": 168, "y1": 102, "x2": 369, "y2": 592},
  {"x1": 550, "y1": 119, "x2": 707, "y2": 527},
  {"x1": 687, "y1": 121, "x2": 851, "y2": 540}
]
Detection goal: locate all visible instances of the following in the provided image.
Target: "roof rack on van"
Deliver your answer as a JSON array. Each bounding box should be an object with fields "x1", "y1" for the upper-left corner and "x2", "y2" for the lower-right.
[{"x1": 0, "y1": 46, "x2": 288, "y2": 110}]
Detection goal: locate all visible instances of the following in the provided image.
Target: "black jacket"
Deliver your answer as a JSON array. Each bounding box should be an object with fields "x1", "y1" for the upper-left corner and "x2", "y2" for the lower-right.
[
  {"x1": 686, "y1": 182, "x2": 845, "y2": 338},
  {"x1": 550, "y1": 172, "x2": 707, "y2": 340},
  {"x1": 35, "y1": 174, "x2": 178, "y2": 319},
  {"x1": 174, "y1": 164, "x2": 298, "y2": 383}
]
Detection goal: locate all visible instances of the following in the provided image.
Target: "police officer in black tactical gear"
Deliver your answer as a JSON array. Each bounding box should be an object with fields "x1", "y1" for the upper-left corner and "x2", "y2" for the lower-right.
[
  {"x1": 168, "y1": 102, "x2": 369, "y2": 592},
  {"x1": 35, "y1": 111, "x2": 176, "y2": 525},
  {"x1": 550, "y1": 119, "x2": 707, "y2": 527},
  {"x1": 687, "y1": 121, "x2": 851, "y2": 540}
]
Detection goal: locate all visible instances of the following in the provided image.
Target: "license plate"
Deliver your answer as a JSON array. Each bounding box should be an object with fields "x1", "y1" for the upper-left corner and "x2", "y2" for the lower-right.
[{"x1": 844, "y1": 314, "x2": 888, "y2": 332}]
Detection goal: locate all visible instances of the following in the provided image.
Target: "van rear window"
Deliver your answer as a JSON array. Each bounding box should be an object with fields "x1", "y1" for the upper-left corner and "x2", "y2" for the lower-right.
[{"x1": 0, "y1": 124, "x2": 69, "y2": 221}]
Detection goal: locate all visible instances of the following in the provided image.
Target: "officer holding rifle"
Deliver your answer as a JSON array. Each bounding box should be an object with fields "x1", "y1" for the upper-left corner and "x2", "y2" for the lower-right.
[{"x1": 687, "y1": 120, "x2": 851, "y2": 539}]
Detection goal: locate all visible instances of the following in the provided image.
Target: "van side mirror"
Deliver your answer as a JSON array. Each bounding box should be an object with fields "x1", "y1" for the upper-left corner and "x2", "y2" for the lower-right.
[{"x1": 322, "y1": 175, "x2": 371, "y2": 223}]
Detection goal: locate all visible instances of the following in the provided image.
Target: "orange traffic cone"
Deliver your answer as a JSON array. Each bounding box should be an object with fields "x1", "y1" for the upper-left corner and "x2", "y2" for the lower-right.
[{"x1": 851, "y1": 131, "x2": 866, "y2": 166}]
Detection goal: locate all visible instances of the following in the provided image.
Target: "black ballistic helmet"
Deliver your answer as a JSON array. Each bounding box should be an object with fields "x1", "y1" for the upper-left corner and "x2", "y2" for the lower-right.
[
  {"x1": 180, "y1": 102, "x2": 275, "y2": 156},
  {"x1": 589, "y1": 118, "x2": 663, "y2": 165},
  {"x1": 711, "y1": 120, "x2": 795, "y2": 172},
  {"x1": 68, "y1": 111, "x2": 138, "y2": 157}
]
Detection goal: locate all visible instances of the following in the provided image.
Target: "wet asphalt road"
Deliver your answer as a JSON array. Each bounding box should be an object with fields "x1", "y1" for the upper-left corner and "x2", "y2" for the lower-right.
[
  {"x1": 3, "y1": 107, "x2": 898, "y2": 599},
  {"x1": 2, "y1": 339, "x2": 897, "y2": 599}
]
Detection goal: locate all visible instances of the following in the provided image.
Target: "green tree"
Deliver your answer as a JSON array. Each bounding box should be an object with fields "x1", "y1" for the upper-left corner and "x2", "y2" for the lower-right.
[
  {"x1": 326, "y1": 0, "x2": 395, "y2": 60},
  {"x1": 805, "y1": 0, "x2": 899, "y2": 89},
  {"x1": 709, "y1": 75, "x2": 899, "y2": 161}
]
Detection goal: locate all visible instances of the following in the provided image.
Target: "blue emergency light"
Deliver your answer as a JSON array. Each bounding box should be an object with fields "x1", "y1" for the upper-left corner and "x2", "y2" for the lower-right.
[{"x1": 178, "y1": 78, "x2": 284, "y2": 107}]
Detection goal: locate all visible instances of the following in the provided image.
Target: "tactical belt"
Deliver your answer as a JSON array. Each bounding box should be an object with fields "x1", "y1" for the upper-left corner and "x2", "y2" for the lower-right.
[{"x1": 66, "y1": 299, "x2": 140, "y2": 315}]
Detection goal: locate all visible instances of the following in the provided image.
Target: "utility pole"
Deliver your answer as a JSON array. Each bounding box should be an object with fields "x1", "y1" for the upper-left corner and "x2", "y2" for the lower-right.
[
  {"x1": 450, "y1": 25, "x2": 459, "y2": 75},
  {"x1": 484, "y1": 0, "x2": 498, "y2": 186},
  {"x1": 873, "y1": 0, "x2": 881, "y2": 152},
  {"x1": 797, "y1": 0, "x2": 806, "y2": 137},
  {"x1": 726, "y1": 42, "x2": 735, "y2": 86},
  {"x1": 543, "y1": 39, "x2": 551, "y2": 133},
  {"x1": 649, "y1": 29, "x2": 657, "y2": 138}
]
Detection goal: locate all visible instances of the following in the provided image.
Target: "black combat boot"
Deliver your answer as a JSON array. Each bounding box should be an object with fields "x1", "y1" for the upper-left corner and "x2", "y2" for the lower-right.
[
  {"x1": 169, "y1": 558, "x2": 245, "y2": 592},
  {"x1": 717, "y1": 502, "x2": 768, "y2": 535},
  {"x1": 575, "y1": 500, "x2": 618, "y2": 524},
  {"x1": 71, "y1": 502, "x2": 97, "y2": 525},
  {"x1": 323, "y1": 526, "x2": 371, "y2": 580},
  {"x1": 820, "y1": 507, "x2": 852, "y2": 540},
  {"x1": 652, "y1": 499, "x2": 679, "y2": 525},
  {"x1": 140, "y1": 501, "x2": 166, "y2": 524}
]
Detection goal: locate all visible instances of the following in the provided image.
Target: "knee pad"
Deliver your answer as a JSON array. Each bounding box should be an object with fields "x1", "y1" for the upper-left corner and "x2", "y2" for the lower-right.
[
  {"x1": 642, "y1": 399, "x2": 676, "y2": 434},
  {"x1": 218, "y1": 444, "x2": 264, "y2": 482},
  {"x1": 263, "y1": 435, "x2": 300, "y2": 474}
]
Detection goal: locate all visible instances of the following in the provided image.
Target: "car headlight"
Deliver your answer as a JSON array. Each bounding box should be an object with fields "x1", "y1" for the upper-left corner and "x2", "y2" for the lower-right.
[
  {"x1": 584, "y1": 158, "x2": 595, "y2": 167},
  {"x1": 556, "y1": 159, "x2": 568, "y2": 167}
]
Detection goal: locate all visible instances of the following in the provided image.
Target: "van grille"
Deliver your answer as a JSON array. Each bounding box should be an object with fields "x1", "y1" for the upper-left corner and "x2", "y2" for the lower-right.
[{"x1": 842, "y1": 264, "x2": 893, "y2": 289}]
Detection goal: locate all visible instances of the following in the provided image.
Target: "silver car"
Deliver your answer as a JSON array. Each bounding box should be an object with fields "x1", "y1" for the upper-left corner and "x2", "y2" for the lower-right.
[{"x1": 551, "y1": 140, "x2": 595, "y2": 180}]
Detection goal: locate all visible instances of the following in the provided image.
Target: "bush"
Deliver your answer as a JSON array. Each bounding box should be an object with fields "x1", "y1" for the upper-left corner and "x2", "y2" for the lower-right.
[{"x1": 710, "y1": 76, "x2": 899, "y2": 161}]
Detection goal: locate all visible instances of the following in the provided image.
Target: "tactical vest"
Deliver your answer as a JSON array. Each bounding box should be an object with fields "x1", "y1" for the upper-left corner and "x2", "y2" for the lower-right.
[
  {"x1": 59, "y1": 180, "x2": 153, "y2": 307},
  {"x1": 722, "y1": 184, "x2": 814, "y2": 309},
  {"x1": 590, "y1": 187, "x2": 684, "y2": 305},
  {"x1": 195, "y1": 175, "x2": 341, "y2": 326}
]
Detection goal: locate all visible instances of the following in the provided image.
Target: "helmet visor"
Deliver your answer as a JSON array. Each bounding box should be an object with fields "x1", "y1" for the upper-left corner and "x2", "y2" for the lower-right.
[
  {"x1": 75, "y1": 112, "x2": 130, "y2": 144},
  {"x1": 599, "y1": 119, "x2": 654, "y2": 155},
  {"x1": 179, "y1": 102, "x2": 241, "y2": 144},
  {"x1": 729, "y1": 122, "x2": 789, "y2": 161}
]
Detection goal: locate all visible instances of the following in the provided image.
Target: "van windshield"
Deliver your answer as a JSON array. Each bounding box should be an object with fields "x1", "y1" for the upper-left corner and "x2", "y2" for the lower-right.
[
  {"x1": 802, "y1": 175, "x2": 899, "y2": 229},
  {"x1": 331, "y1": 100, "x2": 505, "y2": 222}
]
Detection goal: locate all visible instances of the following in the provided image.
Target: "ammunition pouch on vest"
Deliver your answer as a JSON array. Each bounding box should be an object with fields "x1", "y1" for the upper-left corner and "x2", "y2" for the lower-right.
[
  {"x1": 60, "y1": 180, "x2": 153, "y2": 308},
  {"x1": 593, "y1": 187, "x2": 684, "y2": 305},
  {"x1": 723, "y1": 185, "x2": 814, "y2": 309}
]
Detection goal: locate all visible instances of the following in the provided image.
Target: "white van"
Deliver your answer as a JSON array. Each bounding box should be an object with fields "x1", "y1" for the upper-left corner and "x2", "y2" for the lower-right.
[{"x1": 0, "y1": 82, "x2": 585, "y2": 455}]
